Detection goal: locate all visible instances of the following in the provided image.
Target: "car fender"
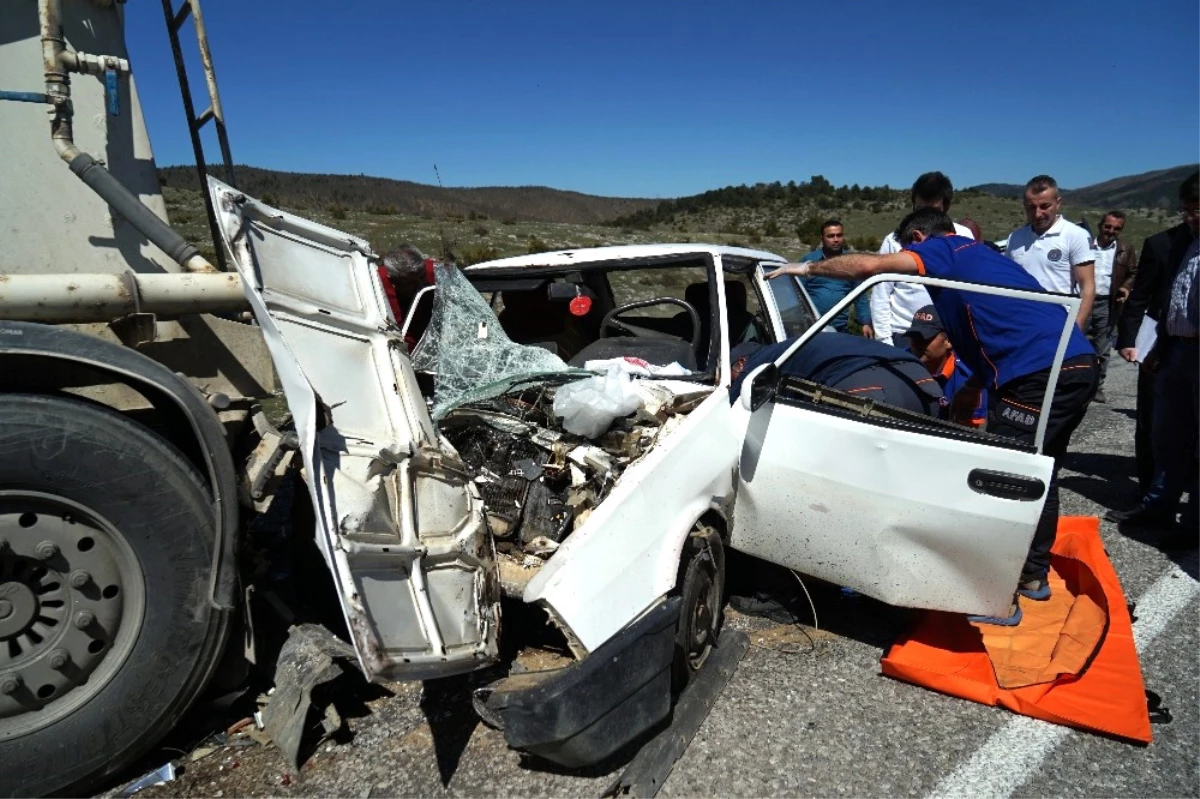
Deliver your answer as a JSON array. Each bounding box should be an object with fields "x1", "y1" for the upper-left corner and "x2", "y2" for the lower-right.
[{"x1": 524, "y1": 393, "x2": 738, "y2": 652}]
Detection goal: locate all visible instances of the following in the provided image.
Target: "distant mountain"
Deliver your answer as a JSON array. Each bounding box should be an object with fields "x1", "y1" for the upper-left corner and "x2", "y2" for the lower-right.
[
  {"x1": 969, "y1": 164, "x2": 1198, "y2": 209},
  {"x1": 1065, "y1": 164, "x2": 1198, "y2": 210},
  {"x1": 158, "y1": 165, "x2": 658, "y2": 225},
  {"x1": 967, "y1": 183, "x2": 1025, "y2": 199}
]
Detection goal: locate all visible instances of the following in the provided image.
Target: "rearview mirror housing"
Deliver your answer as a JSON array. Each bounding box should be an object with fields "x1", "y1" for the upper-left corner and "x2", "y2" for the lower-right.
[{"x1": 739, "y1": 363, "x2": 779, "y2": 411}]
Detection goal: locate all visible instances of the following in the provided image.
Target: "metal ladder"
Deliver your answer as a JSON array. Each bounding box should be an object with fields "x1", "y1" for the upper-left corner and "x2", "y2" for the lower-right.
[{"x1": 161, "y1": 0, "x2": 236, "y2": 271}]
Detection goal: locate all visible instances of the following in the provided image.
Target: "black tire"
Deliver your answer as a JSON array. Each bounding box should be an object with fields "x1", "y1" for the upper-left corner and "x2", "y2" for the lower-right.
[
  {"x1": 672, "y1": 526, "x2": 725, "y2": 694},
  {"x1": 0, "y1": 394, "x2": 230, "y2": 798}
]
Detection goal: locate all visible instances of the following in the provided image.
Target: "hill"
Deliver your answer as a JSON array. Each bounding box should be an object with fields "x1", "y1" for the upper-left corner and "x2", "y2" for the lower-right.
[
  {"x1": 1065, "y1": 164, "x2": 1198, "y2": 210},
  {"x1": 969, "y1": 164, "x2": 1198, "y2": 209},
  {"x1": 158, "y1": 165, "x2": 658, "y2": 225},
  {"x1": 967, "y1": 183, "x2": 1024, "y2": 198}
]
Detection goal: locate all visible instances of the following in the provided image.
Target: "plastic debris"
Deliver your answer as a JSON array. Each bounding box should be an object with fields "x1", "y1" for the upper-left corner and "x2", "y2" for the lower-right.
[
  {"x1": 553, "y1": 367, "x2": 643, "y2": 438},
  {"x1": 116, "y1": 762, "x2": 175, "y2": 797}
]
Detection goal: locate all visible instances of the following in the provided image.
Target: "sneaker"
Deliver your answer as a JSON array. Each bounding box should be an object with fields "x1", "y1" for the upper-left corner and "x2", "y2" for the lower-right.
[
  {"x1": 968, "y1": 601, "x2": 1023, "y2": 627},
  {"x1": 1105, "y1": 505, "x2": 1174, "y2": 527},
  {"x1": 1093, "y1": 389, "x2": 1108, "y2": 404},
  {"x1": 1018, "y1": 577, "x2": 1051, "y2": 601}
]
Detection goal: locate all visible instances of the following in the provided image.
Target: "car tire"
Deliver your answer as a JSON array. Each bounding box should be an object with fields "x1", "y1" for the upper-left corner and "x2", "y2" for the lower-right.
[
  {"x1": 672, "y1": 525, "x2": 724, "y2": 694},
  {"x1": 0, "y1": 394, "x2": 230, "y2": 798}
]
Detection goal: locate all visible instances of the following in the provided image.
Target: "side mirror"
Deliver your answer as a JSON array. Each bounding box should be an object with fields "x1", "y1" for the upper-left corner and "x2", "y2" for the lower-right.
[{"x1": 739, "y1": 362, "x2": 779, "y2": 411}]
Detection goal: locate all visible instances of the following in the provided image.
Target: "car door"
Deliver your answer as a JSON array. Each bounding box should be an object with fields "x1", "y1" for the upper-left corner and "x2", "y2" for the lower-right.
[
  {"x1": 730, "y1": 274, "x2": 1074, "y2": 619},
  {"x1": 208, "y1": 178, "x2": 499, "y2": 681}
]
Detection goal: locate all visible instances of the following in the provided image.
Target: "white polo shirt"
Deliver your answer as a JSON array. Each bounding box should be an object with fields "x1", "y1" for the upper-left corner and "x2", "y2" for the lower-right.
[
  {"x1": 872, "y1": 222, "x2": 975, "y2": 342},
  {"x1": 1090, "y1": 239, "x2": 1116, "y2": 297},
  {"x1": 1006, "y1": 216, "x2": 1094, "y2": 295}
]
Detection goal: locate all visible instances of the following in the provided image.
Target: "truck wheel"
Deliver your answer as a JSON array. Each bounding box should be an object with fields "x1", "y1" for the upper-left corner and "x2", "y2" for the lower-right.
[
  {"x1": 672, "y1": 526, "x2": 724, "y2": 693},
  {"x1": 0, "y1": 394, "x2": 229, "y2": 798}
]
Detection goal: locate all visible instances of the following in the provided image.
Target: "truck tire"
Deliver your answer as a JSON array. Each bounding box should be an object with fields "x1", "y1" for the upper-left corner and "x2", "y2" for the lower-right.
[
  {"x1": 672, "y1": 526, "x2": 724, "y2": 694},
  {"x1": 0, "y1": 394, "x2": 230, "y2": 798}
]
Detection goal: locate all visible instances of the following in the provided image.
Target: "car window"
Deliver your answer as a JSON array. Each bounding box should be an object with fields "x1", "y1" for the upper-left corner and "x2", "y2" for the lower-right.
[
  {"x1": 766, "y1": 275, "x2": 817, "y2": 338},
  {"x1": 608, "y1": 265, "x2": 709, "y2": 317},
  {"x1": 724, "y1": 271, "x2": 774, "y2": 345}
]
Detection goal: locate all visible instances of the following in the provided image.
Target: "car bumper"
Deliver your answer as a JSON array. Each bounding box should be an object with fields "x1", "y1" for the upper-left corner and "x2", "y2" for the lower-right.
[{"x1": 479, "y1": 596, "x2": 680, "y2": 768}]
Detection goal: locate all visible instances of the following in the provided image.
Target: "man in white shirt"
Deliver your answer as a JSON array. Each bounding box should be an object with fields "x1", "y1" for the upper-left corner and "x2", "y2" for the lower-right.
[
  {"x1": 1006, "y1": 175, "x2": 1096, "y2": 330},
  {"x1": 872, "y1": 172, "x2": 975, "y2": 345},
  {"x1": 1085, "y1": 211, "x2": 1136, "y2": 402}
]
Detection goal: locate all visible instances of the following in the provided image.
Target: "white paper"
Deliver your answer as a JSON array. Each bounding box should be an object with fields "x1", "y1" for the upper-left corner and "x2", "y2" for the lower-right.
[{"x1": 1134, "y1": 315, "x2": 1158, "y2": 363}]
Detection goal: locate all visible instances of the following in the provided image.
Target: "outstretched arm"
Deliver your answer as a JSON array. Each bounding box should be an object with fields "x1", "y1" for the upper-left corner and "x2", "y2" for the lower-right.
[{"x1": 766, "y1": 251, "x2": 920, "y2": 281}]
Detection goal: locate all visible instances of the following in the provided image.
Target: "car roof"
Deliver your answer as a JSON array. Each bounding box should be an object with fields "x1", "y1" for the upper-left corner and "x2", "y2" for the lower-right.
[{"x1": 463, "y1": 243, "x2": 788, "y2": 272}]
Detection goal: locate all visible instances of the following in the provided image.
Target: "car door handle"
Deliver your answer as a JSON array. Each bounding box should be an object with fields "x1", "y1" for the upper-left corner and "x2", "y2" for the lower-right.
[{"x1": 967, "y1": 469, "x2": 1046, "y2": 501}]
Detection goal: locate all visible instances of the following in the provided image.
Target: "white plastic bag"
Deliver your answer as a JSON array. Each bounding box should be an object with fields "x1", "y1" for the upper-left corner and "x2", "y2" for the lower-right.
[
  {"x1": 553, "y1": 367, "x2": 643, "y2": 438},
  {"x1": 582, "y1": 356, "x2": 690, "y2": 377}
]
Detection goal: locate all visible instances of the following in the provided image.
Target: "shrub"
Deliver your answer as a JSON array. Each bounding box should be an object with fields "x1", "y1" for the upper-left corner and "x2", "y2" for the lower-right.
[{"x1": 460, "y1": 245, "x2": 500, "y2": 265}]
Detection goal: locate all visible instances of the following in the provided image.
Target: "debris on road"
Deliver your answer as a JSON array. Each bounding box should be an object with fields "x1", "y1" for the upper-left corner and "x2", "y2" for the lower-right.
[
  {"x1": 115, "y1": 762, "x2": 176, "y2": 798},
  {"x1": 261, "y1": 623, "x2": 359, "y2": 768}
]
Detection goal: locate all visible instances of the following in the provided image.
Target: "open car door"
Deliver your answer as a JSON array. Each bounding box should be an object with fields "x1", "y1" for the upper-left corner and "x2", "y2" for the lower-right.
[
  {"x1": 731, "y1": 274, "x2": 1077, "y2": 619},
  {"x1": 208, "y1": 178, "x2": 499, "y2": 680}
]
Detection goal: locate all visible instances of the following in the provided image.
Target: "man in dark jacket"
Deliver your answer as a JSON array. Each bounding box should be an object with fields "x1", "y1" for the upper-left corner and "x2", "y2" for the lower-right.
[
  {"x1": 1116, "y1": 177, "x2": 1198, "y2": 497},
  {"x1": 1110, "y1": 172, "x2": 1199, "y2": 547}
]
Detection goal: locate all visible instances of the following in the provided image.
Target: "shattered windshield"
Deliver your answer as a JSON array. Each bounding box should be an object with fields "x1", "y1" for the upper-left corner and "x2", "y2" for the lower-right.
[{"x1": 411, "y1": 265, "x2": 584, "y2": 419}]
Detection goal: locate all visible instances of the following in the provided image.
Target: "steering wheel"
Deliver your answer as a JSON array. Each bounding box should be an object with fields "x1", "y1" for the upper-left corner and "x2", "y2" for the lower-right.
[{"x1": 600, "y1": 297, "x2": 702, "y2": 350}]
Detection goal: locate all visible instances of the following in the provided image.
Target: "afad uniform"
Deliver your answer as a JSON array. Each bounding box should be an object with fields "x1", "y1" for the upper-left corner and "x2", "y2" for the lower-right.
[
  {"x1": 1006, "y1": 216, "x2": 1094, "y2": 295},
  {"x1": 899, "y1": 235, "x2": 1094, "y2": 392},
  {"x1": 937, "y1": 352, "x2": 986, "y2": 427},
  {"x1": 901, "y1": 234, "x2": 1098, "y2": 588},
  {"x1": 873, "y1": 222, "x2": 976, "y2": 343}
]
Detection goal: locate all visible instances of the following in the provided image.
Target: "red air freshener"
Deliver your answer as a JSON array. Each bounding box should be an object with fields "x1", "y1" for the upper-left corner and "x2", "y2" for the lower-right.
[{"x1": 569, "y1": 295, "x2": 592, "y2": 316}]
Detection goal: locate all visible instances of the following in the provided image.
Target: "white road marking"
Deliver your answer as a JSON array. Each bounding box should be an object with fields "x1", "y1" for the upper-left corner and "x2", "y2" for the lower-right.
[{"x1": 926, "y1": 566, "x2": 1199, "y2": 799}]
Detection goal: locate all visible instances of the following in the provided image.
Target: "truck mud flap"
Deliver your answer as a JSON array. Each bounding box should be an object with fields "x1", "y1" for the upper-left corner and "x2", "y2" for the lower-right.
[{"x1": 480, "y1": 597, "x2": 681, "y2": 768}]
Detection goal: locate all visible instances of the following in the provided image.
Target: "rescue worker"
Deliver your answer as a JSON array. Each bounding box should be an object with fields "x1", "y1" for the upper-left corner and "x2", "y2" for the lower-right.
[
  {"x1": 903, "y1": 304, "x2": 986, "y2": 427},
  {"x1": 729, "y1": 331, "x2": 943, "y2": 417},
  {"x1": 767, "y1": 207, "x2": 1098, "y2": 625}
]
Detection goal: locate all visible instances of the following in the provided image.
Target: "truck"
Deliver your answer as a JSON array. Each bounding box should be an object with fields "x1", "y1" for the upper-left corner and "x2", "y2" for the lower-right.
[{"x1": 0, "y1": 3, "x2": 1081, "y2": 796}]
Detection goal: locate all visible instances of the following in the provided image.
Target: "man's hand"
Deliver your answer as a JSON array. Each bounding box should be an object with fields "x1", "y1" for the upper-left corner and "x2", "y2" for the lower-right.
[
  {"x1": 861, "y1": 324, "x2": 875, "y2": 339},
  {"x1": 1119, "y1": 347, "x2": 1138, "y2": 363},
  {"x1": 1116, "y1": 286, "x2": 1130, "y2": 303},
  {"x1": 949, "y1": 385, "x2": 984, "y2": 425},
  {"x1": 765, "y1": 263, "x2": 810, "y2": 279},
  {"x1": 1142, "y1": 347, "x2": 1160, "y2": 375}
]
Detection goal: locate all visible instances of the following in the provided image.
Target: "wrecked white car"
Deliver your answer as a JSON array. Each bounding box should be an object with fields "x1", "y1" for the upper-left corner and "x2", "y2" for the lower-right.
[{"x1": 210, "y1": 178, "x2": 1071, "y2": 767}]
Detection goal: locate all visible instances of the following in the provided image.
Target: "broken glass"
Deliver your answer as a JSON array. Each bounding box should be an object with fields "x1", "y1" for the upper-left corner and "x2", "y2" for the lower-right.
[{"x1": 411, "y1": 265, "x2": 584, "y2": 419}]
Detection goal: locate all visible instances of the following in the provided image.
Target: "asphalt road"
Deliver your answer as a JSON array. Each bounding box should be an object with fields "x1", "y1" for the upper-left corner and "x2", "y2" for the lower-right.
[{"x1": 127, "y1": 356, "x2": 1198, "y2": 799}]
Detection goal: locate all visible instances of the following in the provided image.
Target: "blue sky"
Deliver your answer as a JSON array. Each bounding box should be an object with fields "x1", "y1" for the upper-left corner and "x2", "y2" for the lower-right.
[{"x1": 124, "y1": 0, "x2": 1199, "y2": 199}]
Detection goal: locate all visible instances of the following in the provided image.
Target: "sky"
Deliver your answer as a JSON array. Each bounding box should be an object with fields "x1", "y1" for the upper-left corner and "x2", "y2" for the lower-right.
[{"x1": 122, "y1": 0, "x2": 1200, "y2": 199}]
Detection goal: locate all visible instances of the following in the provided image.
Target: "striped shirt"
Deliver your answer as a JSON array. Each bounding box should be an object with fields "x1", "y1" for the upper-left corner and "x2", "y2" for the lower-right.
[{"x1": 1166, "y1": 238, "x2": 1199, "y2": 337}]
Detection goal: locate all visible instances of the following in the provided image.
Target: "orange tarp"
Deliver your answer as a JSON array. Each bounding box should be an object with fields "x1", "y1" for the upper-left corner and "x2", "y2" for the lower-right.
[{"x1": 880, "y1": 516, "x2": 1151, "y2": 743}]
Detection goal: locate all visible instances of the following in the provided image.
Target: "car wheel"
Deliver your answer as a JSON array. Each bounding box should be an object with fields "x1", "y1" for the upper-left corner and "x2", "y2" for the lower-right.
[
  {"x1": 0, "y1": 394, "x2": 230, "y2": 798},
  {"x1": 672, "y1": 526, "x2": 724, "y2": 693}
]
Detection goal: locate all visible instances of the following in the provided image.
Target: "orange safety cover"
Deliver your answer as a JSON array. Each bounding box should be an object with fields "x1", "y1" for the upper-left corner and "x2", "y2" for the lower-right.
[{"x1": 880, "y1": 516, "x2": 1151, "y2": 743}]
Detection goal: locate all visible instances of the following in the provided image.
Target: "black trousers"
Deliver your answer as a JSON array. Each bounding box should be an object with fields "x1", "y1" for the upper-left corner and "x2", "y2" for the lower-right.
[
  {"x1": 987, "y1": 354, "x2": 1099, "y2": 581},
  {"x1": 1136, "y1": 365, "x2": 1157, "y2": 496}
]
